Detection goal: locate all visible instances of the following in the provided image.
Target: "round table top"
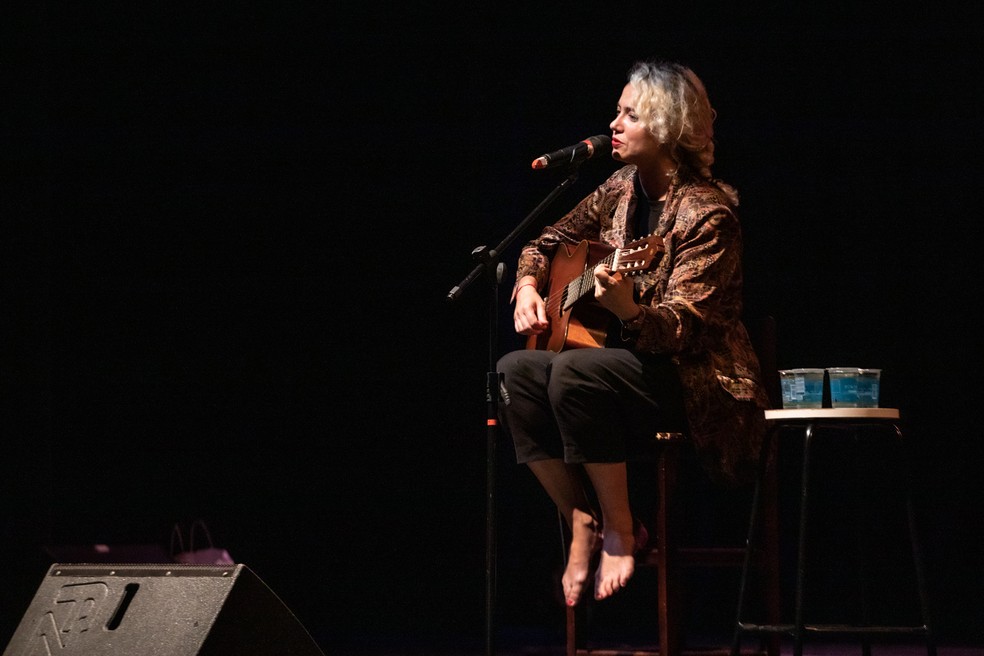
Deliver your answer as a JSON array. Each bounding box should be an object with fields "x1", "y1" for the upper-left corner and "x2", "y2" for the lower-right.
[{"x1": 765, "y1": 408, "x2": 899, "y2": 421}]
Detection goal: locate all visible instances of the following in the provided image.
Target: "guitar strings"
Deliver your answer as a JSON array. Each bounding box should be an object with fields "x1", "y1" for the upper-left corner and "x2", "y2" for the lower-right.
[
  {"x1": 541, "y1": 250, "x2": 619, "y2": 316},
  {"x1": 538, "y1": 235, "x2": 661, "y2": 319}
]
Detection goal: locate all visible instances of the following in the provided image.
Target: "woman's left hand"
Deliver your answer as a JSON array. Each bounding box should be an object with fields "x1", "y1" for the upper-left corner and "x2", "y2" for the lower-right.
[{"x1": 593, "y1": 263, "x2": 639, "y2": 321}]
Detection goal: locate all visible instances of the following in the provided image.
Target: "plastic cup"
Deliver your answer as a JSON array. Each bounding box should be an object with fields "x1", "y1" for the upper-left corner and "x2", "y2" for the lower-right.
[
  {"x1": 828, "y1": 367, "x2": 882, "y2": 408},
  {"x1": 828, "y1": 367, "x2": 861, "y2": 408},
  {"x1": 779, "y1": 368, "x2": 824, "y2": 409},
  {"x1": 857, "y1": 368, "x2": 881, "y2": 407}
]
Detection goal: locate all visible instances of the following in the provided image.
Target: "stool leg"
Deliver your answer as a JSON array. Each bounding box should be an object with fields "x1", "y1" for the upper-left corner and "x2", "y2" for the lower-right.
[
  {"x1": 730, "y1": 426, "x2": 777, "y2": 656},
  {"x1": 761, "y1": 438, "x2": 782, "y2": 656},
  {"x1": 566, "y1": 605, "x2": 576, "y2": 656},
  {"x1": 561, "y1": 510, "x2": 579, "y2": 656},
  {"x1": 792, "y1": 423, "x2": 816, "y2": 656},
  {"x1": 853, "y1": 430, "x2": 873, "y2": 656},
  {"x1": 906, "y1": 492, "x2": 937, "y2": 656},
  {"x1": 893, "y1": 425, "x2": 937, "y2": 656},
  {"x1": 657, "y1": 445, "x2": 682, "y2": 656}
]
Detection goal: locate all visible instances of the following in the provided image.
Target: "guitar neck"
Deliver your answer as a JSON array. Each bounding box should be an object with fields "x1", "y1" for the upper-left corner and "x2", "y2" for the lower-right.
[{"x1": 562, "y1": 250, "x2": 617, "y2": 312}]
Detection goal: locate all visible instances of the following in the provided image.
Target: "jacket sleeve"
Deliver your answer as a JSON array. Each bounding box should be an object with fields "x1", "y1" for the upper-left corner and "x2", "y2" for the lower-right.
[{"x1": 632, "y1": 203, "x2": 743, "y2": 356}]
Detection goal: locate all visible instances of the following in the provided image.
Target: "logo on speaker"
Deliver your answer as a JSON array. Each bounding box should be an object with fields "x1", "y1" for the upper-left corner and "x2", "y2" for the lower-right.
[{"x1": 30, "y1": 582, "x2": 110, "y2": 652}]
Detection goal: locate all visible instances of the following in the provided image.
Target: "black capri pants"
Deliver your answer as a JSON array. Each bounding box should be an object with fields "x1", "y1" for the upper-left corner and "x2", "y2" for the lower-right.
[{"x1": 497, "y1": 347, "x2": 687, "y2": 464}]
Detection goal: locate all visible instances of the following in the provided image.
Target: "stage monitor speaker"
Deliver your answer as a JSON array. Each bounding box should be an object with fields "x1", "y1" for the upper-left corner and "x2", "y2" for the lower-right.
[{"x1": 2, "y1": 563, "x2": 326, "y2": 656}]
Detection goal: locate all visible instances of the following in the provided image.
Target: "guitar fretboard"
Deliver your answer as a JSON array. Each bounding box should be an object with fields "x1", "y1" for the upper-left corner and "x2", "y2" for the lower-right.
[{"x1": 562, "y1": 250, "x2": 618, "y2": 312}]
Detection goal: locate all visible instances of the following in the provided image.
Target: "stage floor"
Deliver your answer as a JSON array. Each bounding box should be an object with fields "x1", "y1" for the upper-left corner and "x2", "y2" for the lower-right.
[{"x1": 318, "y1": 627, "x2": 979, "y2": 656}]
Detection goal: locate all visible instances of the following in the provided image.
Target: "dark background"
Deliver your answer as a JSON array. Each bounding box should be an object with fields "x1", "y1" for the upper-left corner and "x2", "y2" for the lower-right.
[{"x1": 3, "y1": 3, "x2": 982, "y2": 653}]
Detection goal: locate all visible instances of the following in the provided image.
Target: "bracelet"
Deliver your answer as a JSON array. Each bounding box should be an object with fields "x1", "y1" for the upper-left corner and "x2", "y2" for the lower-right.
[
  {"x1": 620, "y1": 306, "x2": 646, "y2": 331},
  {"x1": 515, "y1": 282, "x2": 538, "y2": 295}
]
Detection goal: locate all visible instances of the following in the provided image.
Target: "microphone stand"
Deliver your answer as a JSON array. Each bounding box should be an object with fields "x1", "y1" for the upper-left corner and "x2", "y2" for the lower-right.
[{"x1": 447, "y1": 164, "x2": 583, "y2": 656}]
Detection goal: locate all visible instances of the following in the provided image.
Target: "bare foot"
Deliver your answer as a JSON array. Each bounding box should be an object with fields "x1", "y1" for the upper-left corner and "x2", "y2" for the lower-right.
[
  {"x1": 594, "y1": 527, "x2": 636, "y2": 600},
  {"x1": 562, "y1": 509, "x2": 600, "y2": 607}
]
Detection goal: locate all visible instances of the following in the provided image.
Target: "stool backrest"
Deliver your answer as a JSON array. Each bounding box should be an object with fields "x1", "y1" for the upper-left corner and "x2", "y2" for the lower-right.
[{"x1": 746, "y1": 315, "x2": 780, "y2": 410}]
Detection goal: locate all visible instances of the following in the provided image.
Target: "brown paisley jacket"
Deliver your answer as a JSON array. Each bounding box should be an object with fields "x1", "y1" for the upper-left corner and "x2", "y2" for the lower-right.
[{"x1": 514, "y1": 165, "x2": 769, "y2": 485}]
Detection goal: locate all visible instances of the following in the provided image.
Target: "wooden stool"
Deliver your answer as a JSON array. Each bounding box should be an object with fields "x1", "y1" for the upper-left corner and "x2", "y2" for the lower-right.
[
  {"x1": 565, "y1": 430, "x2": 781, "y2": 656},
  {"x1": 564, "y1": 316, "x2": 783, "y2": 656}
]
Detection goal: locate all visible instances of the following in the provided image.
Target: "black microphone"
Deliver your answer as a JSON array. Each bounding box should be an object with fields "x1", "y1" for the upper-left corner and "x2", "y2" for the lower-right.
[{"x1": 531, "y1": 134, "x2": 612, "y2": 170}]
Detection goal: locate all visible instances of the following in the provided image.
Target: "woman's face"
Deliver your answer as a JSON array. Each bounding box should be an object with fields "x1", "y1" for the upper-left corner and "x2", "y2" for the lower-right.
[{"x1": 609, "y1": 83, "x2": 661, "y2": 166}]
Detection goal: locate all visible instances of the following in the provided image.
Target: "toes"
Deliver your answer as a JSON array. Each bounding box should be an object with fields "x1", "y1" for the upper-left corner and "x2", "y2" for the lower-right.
[
  {"x1": 565, "y1": 578, "x2": 588, "y2": 606},
  {"x1": 593, "y1": 553, "x2": 635, "y2": 601}
]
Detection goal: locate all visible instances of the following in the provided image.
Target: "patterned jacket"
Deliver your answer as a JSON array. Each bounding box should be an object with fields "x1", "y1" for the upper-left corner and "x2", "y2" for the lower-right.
[{"x1": 515, "y1": 165, "x2": 769, "y2": 485}]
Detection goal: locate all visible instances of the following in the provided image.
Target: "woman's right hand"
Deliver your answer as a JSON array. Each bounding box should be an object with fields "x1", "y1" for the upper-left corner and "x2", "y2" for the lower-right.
[{"x1": 513, "y1": 282, "x2": 549, "y2": 336}]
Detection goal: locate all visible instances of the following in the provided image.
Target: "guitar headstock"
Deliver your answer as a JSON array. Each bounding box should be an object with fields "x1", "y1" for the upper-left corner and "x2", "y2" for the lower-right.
[{"x1": 613, "y1": 233, "x2": 665, "y2": 276}]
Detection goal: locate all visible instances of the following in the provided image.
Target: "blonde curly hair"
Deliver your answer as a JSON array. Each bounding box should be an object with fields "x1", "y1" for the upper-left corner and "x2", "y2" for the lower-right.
[{"x1": 628, "y1": 60, "x2": 718, "y2": 180}]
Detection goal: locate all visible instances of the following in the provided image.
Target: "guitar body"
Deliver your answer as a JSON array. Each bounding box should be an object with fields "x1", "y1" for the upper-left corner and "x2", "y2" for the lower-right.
[{"x1": 526, "y1": 240, "x2": 615, "y2": 352}]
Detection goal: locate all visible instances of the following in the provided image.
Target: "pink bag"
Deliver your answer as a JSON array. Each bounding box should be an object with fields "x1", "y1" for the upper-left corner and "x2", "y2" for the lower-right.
[{"x1": 170, "y1": 519, "x2": 234, "y2": 565}]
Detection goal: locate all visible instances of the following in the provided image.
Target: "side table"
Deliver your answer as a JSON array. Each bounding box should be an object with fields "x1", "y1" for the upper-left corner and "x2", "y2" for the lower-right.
[{"x1": 730, "y1": 408, "x2": 936, "y2": 656}]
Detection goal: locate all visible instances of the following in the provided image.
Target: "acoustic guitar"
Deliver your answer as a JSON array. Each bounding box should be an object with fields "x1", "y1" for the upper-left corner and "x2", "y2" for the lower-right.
[{"x1": 526, "y1": 234, "x2": 665, "y2": 352}]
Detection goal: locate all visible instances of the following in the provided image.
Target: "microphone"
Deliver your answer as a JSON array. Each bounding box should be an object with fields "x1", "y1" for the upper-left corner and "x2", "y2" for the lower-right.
[{"x1": 531, "y1": 134, "x2": 612, "y2": 170}]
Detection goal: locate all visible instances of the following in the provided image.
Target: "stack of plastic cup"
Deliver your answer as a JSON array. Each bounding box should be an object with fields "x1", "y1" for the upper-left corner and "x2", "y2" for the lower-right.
[
  {"x1": 778, "y1": 368, "x2": 824, "y2": 408},
  {"x1": 827, "y1": 367, "x2": 882, "y2": 408}
]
